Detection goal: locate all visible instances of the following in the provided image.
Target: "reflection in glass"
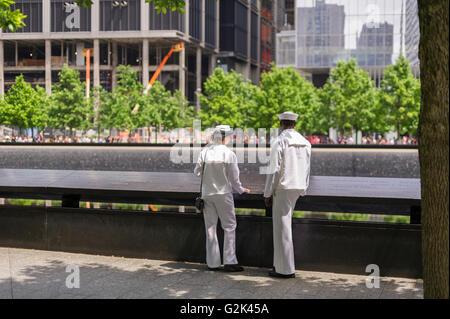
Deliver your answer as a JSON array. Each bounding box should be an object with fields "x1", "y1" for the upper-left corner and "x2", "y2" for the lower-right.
[{"x1": 295, "y1": 0, "x2": 420, "y2": 70}]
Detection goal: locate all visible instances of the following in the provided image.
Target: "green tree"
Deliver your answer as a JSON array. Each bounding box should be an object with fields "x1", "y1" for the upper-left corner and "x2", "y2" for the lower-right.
[
  {"x1": 31, "y1": 85, "x2": 49, "y2": 133},
  {"x1": 88, "y1": 85, "x2": 111, "y2": 136},
  {"x1": 380, "y1": 55, "x2": 421, "y2": 137},
  {"x1": 0, "y1": 98, "x2": 6, "y2": 125},
  {"x1": 321, "y1": 59, "x2": 379, "y2": 136},
  {"x1": 0, "y1": 0, "x2": 26, "y2": 31},
  {"x1": 256, "y1": 64, "x2": 323, "y2": 134},
  {"x1": 97, "y1": 67, "x2": 193, "y2": 135},
  {"x1": 199, "y1": 68, "x2": 259, "y2": 128},
  {"x1": 109, "y1": 64, "x2": 144, "y2": 131},
  {"x1": 48, "y1": 65, "x2": 90, "y2": 137},
  {"x1": 94, "y1": 65, "x2": 143, "y2": 133},
  {"x1": 139, "y1": 81, "x2": 193, "y2": 132},
  {"x1": 102, "y1": 90, "x2": 134, "y2": 131},
  {"x1": 174, "y1": 89, "x2": 194, "y2": 128},
  {"x1": 0, "y1": 75, "x2": 47, "y2": 135},
  {"x1": 316, "y1": 86, "x2": 334, "y2": 135}
]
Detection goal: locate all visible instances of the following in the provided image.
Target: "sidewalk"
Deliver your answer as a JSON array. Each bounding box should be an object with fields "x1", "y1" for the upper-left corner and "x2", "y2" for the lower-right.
[{"x1": 0, "y1": 247, "x2": 423, "y2": 299}]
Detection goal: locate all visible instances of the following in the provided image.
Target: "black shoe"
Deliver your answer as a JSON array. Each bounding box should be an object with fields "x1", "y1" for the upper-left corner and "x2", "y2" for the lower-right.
[
  {"x1": 207, "y1": 266, "x2": 221, "y2": 271},
  {"x1": 268, "y1": 270, "x2": 295, "y2": 278},
  {"x1": 224, "y1": 264, "x2": 244, "y2": 272}
]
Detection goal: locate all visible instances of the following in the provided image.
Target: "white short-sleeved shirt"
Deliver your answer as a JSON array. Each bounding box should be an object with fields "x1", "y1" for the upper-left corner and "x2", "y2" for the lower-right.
[
  {"x1": 264, "y1": 129, "x2": 312, "y2": 197},
  {"x1": 194, "y1": 144, "x2": 245, "y2": 197}
]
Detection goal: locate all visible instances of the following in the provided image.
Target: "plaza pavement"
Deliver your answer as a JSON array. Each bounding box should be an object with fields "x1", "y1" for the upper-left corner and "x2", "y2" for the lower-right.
[{"x1": 0, "y1": 247, "x2": 423, "y2": 299}]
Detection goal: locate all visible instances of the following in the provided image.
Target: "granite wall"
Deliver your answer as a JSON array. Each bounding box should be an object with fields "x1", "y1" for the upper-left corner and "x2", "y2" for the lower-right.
[{"x1": 0, "y1": 146, "x2": 420, "y2": 178}]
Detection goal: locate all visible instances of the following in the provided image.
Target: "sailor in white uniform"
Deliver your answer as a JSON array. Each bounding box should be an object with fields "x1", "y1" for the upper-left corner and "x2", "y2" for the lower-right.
[
  {"x1": 194, "y1": 125, "x2": 250, "y2": 272},
  {"x1": 264, "y1": 111, "x2": 312, "y2": 278}
]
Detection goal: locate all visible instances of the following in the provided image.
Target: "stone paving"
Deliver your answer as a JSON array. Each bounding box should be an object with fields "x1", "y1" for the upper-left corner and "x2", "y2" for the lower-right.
[{"x1": 0, "y1": 247, "x2": 423, "y2": 299}]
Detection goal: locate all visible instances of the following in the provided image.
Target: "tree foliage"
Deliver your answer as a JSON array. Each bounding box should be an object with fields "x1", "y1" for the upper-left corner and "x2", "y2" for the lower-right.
[
  {"x1": 0, "y1": 59, "x2": 421, "y2": 139},
  {"x1": 94, "y1": 65, "x2": 193, "y2": 132},
  {"x1": 0, "y1": 74, "x2": 47, "y2": 132},
  {"x1": 0, "y1": 0, "x2": 26, "y2": 31},
  {"x1": 174, "y1": 89, "x2": 194, "y2": 128},
  {"x1": 100, "y1": 65, "x2": 143, "y2": 131},
  {"x1": 380, "y1": 55, "x2": 421, "y2": 136},
  {"x1": 198, "y1": 68, "x2": 259, "y2": 128},
  {"x1": 140, "y1": 81, "x2": 193, "y2": 131},
  {"x1": 256, "y1": 64, "x2": 324, "y2": 134},
  {"x1": 47, "y1": 65, "x2": 91, "y2": 135},
  {"x1": 321, "y1": 59, "x2": 379, "y2": 135}
]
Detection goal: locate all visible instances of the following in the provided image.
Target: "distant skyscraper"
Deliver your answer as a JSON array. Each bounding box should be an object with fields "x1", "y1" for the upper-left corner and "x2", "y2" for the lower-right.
[
  {"x1": 285, "y1": 0, "x2": 420, "y2": 87},
  {"x1": 357, "y1": 22, "x2": 394, "y2": 67},
  {"x1": 405, "y1": 0, "x2": 420, "y2": 66},
  {"x1": 296, "y1": 0, "x2": 345, "y2": 86}
]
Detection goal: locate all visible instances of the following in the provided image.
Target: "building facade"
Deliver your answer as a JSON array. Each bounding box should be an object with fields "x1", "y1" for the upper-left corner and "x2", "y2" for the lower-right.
[
  {"x1": 217, "y1": 0, "x2": 285, "y2": 85},
  {"x1": 284, "y1": 0, "x2": 295, "y2": 26},
  {"x1": 276, "y1": 0, "x2": 420, "y2": 87},
  {"x1": 1, "y1": 0, "x2": 285, "y2": 107},
  {"x1": 404, "y1": 0, "x2": 419, "y2": 67},
  {"x1": 0, "y1": 0, "x2": 220, "y2": 109}
]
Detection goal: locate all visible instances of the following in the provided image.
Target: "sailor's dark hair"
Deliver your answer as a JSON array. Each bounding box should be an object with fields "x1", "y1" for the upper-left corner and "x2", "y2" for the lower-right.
[
  {"x1": 280, "y1": 119, "x2": 296, "y2": 127},
  {"x1": 212, "y1": 130, "x2": 227, "y2": 142}
]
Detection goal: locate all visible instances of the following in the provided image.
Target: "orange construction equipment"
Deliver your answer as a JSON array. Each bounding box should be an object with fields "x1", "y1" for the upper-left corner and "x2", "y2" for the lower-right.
[
  {"x1": 144, "y1": 42, "x2": 184, "y2": 94},
  {"x1": 85, "y1": 48, "x2": 90, "y2": 98},
  {"x1": 132, "y1": 42, "x2": 184, "y2": 114}
]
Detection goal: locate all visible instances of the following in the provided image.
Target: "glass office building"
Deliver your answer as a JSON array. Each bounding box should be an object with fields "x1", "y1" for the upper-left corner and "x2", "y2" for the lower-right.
[{"x1": 277, "y1": 0, "x2": 420, "y2": 87}]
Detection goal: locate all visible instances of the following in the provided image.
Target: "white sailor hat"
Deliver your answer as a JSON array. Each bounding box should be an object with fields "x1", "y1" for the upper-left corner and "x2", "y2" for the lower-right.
[
  {"x1": 277, "y1": 111, "x2": 299, "y2": 121},
  {"x1": 213, "y1": 125, "x2": 233, "y2": 136},
  {"x1": 215, "y1": 125, "x2": 233, "y2": 134}
]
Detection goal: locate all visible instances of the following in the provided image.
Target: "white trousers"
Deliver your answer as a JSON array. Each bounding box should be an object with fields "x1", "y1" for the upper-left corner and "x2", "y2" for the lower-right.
[
  {"x1": 272, "y1": 189, "x2": 302, "y2": 275},
  {"x1": 203, "y1": 193, "x2": 238, "y2": 268}
]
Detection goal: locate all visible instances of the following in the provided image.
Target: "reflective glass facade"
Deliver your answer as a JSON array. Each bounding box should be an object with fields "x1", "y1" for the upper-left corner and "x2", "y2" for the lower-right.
[{"x1": 295, "y1": 0, "x2": 420, "y2": 68}]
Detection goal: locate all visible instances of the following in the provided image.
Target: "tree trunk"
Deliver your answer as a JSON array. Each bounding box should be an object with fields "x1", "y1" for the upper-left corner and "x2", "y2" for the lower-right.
[{"x1": 418, "y1": 0, "x2": 449, "y2": 299}]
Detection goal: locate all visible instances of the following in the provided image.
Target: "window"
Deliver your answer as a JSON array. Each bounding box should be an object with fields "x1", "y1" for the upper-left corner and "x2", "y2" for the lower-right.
[
  {"x1": 189, "y1": 0, "x2": 202, "y2": 40},
  {"x1": 5, "y1": 0, "x2": 42, "y2": 33},
  {"x1": 234, "y1": 1, "x2": 248, "y2": 57},
  {"x1": 251, "y1": 11, "x2": 258, "y2": 61},
  {"x1": 100, "y1": 0, "x2": 140, "y2": 31},
  {"x1": 205, "y1": 0, "x2": 217, "y2": 47},
  {"x1": 149, "y1": 2, "x2": 184, "y2": 31},
  {"x1": 51, "y1": 0, "x2": 91, "y2": 32}
]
